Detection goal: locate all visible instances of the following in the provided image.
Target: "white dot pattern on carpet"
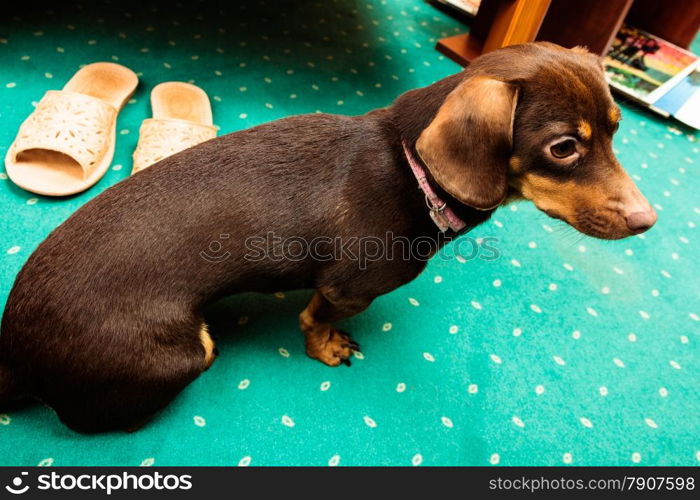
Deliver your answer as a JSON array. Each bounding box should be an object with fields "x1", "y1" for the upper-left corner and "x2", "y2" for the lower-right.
[{"x1": 0, "y1": 0, "x2": 697, "y2": 468}]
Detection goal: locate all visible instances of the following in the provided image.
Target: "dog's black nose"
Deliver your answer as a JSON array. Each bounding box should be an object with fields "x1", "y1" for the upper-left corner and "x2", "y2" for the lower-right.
[{"x1": 625, "y1": 210, "x2": 657, "y2": 233}]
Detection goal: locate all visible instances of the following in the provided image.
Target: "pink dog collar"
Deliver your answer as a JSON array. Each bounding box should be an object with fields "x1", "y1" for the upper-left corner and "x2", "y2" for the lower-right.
[{"x1": 402, "y1": 141, "x2": 466, "y2": 233}]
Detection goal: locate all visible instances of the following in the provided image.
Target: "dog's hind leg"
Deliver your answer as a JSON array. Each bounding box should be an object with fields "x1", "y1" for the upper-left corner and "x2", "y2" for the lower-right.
[
  {"x1": 51, "y1": 322, "x2": 214, "y2": 433},
  {"x1": 299, "y1": 287, "x2": 373, "y2": 367}
]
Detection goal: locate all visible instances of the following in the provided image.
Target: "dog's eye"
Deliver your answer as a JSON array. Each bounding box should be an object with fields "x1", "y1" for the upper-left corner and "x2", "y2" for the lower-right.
[{"x1": 550, "y1": 138, "x2": 577, "y2": 159}]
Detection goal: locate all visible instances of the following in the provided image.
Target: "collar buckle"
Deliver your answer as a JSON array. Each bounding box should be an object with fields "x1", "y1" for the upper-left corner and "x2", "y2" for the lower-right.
[
  {"x1": 403, "y1": 141, "x2": 467, "y2": 233},
  {"x1": 425, "y1": 194, "x2": 446, "y2": 213}
]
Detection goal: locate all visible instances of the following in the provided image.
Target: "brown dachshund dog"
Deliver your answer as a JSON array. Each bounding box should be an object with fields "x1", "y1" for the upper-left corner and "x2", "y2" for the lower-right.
[{"x1": 0, "y1": 42, "x2": 656, "y2": 432}]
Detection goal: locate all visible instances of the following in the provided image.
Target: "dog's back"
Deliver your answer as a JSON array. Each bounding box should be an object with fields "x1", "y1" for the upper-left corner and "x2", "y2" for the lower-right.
[{"x1": 0, "y1": 111, "x2": 406, "y2": 431}]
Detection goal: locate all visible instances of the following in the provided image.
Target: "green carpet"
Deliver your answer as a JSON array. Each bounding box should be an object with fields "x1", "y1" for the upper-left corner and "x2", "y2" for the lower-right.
[{"x1": 0, "y1": 0, "x2": 698, "y2": 466}]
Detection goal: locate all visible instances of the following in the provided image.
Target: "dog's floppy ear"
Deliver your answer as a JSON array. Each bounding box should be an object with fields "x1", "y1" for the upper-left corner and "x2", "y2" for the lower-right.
[{"x1": 416, "y1": 76, "x2": 518, "y2": 210}]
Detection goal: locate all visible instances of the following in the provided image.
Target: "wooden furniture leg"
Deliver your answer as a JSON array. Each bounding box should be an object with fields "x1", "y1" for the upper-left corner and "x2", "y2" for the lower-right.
[{"x1": 436, "y1": 0, "x2": 551, "y2": 66}]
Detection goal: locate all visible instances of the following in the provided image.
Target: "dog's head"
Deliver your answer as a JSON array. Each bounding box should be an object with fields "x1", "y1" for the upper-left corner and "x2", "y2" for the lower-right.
[{"x1": 416, "y1": 42, "x2": 656, "y2": 239}]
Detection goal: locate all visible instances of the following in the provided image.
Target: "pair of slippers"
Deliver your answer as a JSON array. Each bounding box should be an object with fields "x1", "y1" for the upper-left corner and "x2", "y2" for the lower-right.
[{"x1": 5, "y1": 62, "x2": 217, "y2": 196}]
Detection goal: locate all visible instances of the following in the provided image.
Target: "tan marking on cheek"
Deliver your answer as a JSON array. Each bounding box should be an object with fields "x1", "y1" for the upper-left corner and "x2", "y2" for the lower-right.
[
  {"x1": 516, "y1": 173, "x2": 578, "y2": 215},
  {"x1": 521, "y1": 170, "x2": 630, "y2": 216},
  {"x1": 578, "y1": 120, "x2": 592, "y2": 141}
]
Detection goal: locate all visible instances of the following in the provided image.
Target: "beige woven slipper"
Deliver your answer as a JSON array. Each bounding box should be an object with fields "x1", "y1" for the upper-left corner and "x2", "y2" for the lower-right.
[
  {"x1": 5, "y1": 62, "x2": 138, "y2": 196},
  {"x1": 131, "y1": 82, "x2": 216, "y2": 174}
]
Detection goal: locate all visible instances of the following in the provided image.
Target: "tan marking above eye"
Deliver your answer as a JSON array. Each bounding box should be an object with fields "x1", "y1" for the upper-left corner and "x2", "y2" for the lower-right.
[
  {"x1": 509, "y1": 156, "x2": 521, "y2": 171},
  {"x1": 578, "y1": 120, "x2": 592, "y2": 141},
  {"x1": 608, "y1": 107, "x2": 621, "y2": 127}
]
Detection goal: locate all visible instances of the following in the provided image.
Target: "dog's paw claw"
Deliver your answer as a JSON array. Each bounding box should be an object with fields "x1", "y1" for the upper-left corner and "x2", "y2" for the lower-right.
[{"x1": 306, "y1": 328, "x2": 359, "y2": 367}]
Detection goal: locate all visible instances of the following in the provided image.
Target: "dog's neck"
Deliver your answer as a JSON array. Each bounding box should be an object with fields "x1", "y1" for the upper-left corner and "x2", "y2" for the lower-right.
[
  {"x1": 401, "y1": 140, "x2": 467, "y2": 233},
  {"x1": 384, "y1": 71, "x2": 496, "y2": 235},
  {"x1": 387, "y1": 71, "x2": 467, "y2": 145}
]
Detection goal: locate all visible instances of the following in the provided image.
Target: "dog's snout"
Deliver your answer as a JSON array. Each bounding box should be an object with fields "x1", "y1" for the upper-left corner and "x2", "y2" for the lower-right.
[
  {"x1": 625, "y1": 209, "x2": 657, "y2": 233},
  {"x1": 616, "y1": 170, "x2": 656, "y2": 235}
]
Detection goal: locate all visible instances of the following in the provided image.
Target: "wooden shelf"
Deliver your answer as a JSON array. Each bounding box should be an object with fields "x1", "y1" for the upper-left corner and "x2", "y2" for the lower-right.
[
  {"x1": 436, "y1": 0, "x2": 700, "y2": 66},
  {"x1": 436, "y1": 0, "x2": 551, "y2": 64},
  {"x1": 436, "y1": 33, "x2": 484, "y2": 66}
]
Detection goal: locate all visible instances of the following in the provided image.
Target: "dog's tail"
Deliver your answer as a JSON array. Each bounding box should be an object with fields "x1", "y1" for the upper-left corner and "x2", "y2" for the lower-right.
[{"x1": 0, "y1": 362, "x2": 18, "y2": 408}]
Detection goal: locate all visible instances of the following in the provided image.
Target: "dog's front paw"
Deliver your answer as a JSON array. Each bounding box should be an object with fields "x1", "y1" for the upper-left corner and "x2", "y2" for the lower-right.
[{"x1": 305, "y1": 328, "x2": 360, "y2": 367}]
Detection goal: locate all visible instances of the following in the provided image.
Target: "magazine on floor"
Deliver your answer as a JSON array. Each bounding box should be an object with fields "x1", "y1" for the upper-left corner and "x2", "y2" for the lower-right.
[
  {"x1": 435, "y1": 0, "x2": 481, "y2": 16},
  {"x1": 604, "y1": 24, "x2": 700, "y2": 129}
]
